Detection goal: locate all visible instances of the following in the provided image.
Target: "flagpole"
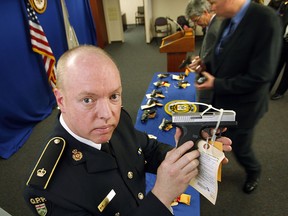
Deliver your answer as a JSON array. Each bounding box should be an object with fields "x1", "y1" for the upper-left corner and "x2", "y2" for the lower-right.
[
  {"x1": 60, "y1": 0, "x2": 79, "y2": 49},
  {"x1": 25, "y1": 0, "x2": 57, "y2": 88}
]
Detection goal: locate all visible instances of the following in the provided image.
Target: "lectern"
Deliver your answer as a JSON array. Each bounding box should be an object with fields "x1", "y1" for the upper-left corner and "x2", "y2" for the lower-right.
[{"x1": 159, "y1": 29, "x2": 195, "y2": 72}]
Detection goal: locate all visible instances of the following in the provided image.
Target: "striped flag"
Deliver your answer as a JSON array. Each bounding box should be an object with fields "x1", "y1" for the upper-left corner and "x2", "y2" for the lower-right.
[{"x1": 25, "y1": 0, "x2": 57, "y2": 88}]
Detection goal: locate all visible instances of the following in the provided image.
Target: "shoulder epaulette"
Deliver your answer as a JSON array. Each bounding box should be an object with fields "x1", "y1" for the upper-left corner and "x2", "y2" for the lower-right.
[{"x1": 26, "y1": 137, "x2": 66, "y2": 189}]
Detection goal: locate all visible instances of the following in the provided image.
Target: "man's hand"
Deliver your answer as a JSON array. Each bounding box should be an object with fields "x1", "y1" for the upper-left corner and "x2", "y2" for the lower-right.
[
  {"x1": 152, "y1": 140, "x2": 199, "y2": 209},
  {"x1": 152, "y1": 126, "x2": 232, "y2": 209},
  {"x1": 215, "y1": 136, "x2": 232, "y2": 164},
  {"x1": 188, "y1": 56, "x2": 207, "y2": 73},
  {"x1": 201, "y1": 128, "x2": 232, "y2": 164},
  {"x1": 194, "y1": 71, "x2": 215, "y2": 90}
]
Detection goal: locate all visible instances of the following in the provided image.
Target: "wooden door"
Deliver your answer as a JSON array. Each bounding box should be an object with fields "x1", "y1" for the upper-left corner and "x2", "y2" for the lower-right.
[{"x1": 89, "y1": 0, "x2": 109, "y2": 48}]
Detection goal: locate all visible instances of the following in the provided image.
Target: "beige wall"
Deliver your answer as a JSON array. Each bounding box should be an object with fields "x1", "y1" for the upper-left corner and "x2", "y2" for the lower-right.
[
  {"x1": 120, "y1": 0, "x2": 272, "y2": 26},
  {"x1": 120, "y1": 0, "x2": 144, "y2": 25},
  {"x1": 120, "y1": 0, "x2": 188, "y2": 28},
  {"x1": 120, "y1": 0, "x2": 209, "y2": 38},
  {"x1": 119, "y1": 0, "x2": 272, "y2": 43}
]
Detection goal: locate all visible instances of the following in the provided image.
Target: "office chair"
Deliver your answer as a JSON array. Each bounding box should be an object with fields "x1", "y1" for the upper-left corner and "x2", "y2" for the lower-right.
[
  {"x1": 135, "y1": 6, "x2": 145, "y2": 25},
  {"x1": 154, "y1": 17, "x2": 171, "y2": 44}
]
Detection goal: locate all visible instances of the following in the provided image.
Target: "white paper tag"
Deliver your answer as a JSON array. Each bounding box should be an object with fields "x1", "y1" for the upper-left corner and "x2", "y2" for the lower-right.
[{"x1": 189, "y1": 140, "x2": 225, "y2": 205}]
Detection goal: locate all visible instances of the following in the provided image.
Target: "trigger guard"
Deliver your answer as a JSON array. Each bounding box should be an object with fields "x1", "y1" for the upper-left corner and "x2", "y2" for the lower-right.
[
  {"x1": 201, "y1": 128, "x2": 223, "y2": 141},
  {"x1": 200, "y1": 127, "x2": 215, "y2": 141}
]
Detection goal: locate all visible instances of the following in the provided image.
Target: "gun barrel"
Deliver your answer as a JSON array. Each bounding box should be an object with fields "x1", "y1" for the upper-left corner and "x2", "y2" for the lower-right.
[{"x1": 172, "y1": 112, "x2": 236, "y2": 123}]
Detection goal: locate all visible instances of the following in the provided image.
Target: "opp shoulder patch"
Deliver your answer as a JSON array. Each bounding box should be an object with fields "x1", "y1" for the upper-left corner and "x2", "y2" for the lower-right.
[{"x1": 26, "y1": 137, "x2": 66, "y2": 189}]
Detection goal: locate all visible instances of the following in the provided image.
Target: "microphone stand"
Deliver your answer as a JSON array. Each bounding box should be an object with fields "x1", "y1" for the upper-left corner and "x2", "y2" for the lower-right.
[{"x1": 166, "y1": 17, "x2": 184, "y2": 32}]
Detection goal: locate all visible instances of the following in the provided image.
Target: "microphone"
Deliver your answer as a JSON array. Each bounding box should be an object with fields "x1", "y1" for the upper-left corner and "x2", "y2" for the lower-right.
[{"x1": 166, "y1": 17, "x2": 184, "y2": 32}]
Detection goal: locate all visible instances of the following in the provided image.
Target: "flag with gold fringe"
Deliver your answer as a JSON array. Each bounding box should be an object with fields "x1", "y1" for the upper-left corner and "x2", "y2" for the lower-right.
[
  {"x1": 24, "y1": 0, "x2": 57, "y2": 88},
  {"x1": 61, "y1": 0, "x2": 79, "y2": 49}
]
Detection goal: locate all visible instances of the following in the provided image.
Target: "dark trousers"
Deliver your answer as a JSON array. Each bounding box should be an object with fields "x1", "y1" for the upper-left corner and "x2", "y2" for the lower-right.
[
  {"x1": 270, "y1": 41, "x2": 288, "y2": 94},
  {"x1": 224, "y1": 127, "x2": 261, "y2": 177}
]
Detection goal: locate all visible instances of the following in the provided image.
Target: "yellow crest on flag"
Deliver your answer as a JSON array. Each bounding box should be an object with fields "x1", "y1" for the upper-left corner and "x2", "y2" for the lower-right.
[{"x1": 29, "y1": 0, "x2": 47, "y2": 14}]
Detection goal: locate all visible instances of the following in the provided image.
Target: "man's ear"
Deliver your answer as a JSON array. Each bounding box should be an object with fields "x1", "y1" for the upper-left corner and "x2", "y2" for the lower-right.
[{"x1": 53, "y1": 88, "x2": 65, "y2": 112}]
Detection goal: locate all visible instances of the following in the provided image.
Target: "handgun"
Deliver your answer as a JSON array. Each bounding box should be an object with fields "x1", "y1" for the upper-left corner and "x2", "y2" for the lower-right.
[
  {"x1": 172, "y1": 111, "x2": 237, "y2": 151},
  {"x1": 178, "y1": 56, "x2": 208, "y2": 84},
  {"x1": 178, "y1": 55, "x2": 192, "y2": 69}
]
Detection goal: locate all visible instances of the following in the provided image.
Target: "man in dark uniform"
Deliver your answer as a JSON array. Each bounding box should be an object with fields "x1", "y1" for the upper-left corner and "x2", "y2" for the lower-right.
[
  {"x1": 192, "y1": 0, "x2": 282, "y2": 193},
  {"x1": 24, "y1": 46, "x2": 232, "y2": 215}
]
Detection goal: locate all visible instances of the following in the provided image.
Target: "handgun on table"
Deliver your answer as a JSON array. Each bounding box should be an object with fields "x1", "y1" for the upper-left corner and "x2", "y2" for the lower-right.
[{"x1": 172, "y1": 111, "x2": 237, "y2": 151}]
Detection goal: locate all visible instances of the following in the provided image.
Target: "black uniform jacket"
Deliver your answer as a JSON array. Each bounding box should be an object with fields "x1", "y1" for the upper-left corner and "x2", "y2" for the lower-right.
[
  {"x1": 206, "y1": 3, "x2": 283, "y2": 128},
  {"x1": 24, "y1": 109, "x2": 174, "y2": 216}
]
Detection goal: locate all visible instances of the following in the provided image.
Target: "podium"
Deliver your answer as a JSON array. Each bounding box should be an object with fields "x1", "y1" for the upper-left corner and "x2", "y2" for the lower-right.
[{"x1": 159, "y1": 29, "x2": 195, "y2": 72}]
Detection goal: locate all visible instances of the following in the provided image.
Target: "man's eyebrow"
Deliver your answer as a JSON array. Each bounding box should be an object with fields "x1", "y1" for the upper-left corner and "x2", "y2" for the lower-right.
[
  {"x1": 78, "y1": 92, "x2": 96, "y2": 97},
  {"x1": 114, "y1": 86, "x2": 122, "y2": 92}
]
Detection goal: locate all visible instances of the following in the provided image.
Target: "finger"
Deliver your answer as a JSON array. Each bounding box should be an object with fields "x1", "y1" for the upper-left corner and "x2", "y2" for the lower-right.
[
  {"x1": 216, "y1": 136, "x2": 232, "y2": 146},
  {"x1": 192, "y1": 56, "x2": 200, "y2": 61},
  {"x1": 214, "y1": 127, "x2": 227, "y2": 134},
  {"x1": 172, "y1": 149, "x2": 200, "y2": 172},
  {"x1": 182, "y1": 153, "x2": 200, "y2": 172},
  {"x1": 201, "y1": 129, "x2": 210, "y2": 139},
  {"x1": 166, "y1": 141, "x2": 195, "y2": 163},
  {"x1": 222, "y1": 157, "x2": 229, "y2": 164},
  {"x1": 201, "y1": 128, "x2": 228, "y2": 139},
  {"x1": 220, "y1": 127, "x2": 227, "y2": 133},
  {"x1": 183, "y1": 166, "x2": 199, "y2": 182},
  {"x1": 222, "y1": 144, "x2": 232, "y2": 152},
  {"x1": 201, "y1": 71, "x2": 209, "y2": 77}
]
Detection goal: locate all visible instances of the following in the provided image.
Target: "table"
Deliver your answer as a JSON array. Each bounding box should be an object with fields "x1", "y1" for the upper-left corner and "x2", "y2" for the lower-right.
[{"x1": 135, "y1": 72, "x2": 200, "y2": 216}]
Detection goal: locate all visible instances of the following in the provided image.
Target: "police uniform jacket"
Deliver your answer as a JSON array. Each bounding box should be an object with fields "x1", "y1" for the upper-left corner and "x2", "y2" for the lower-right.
[{"x1": 24, "y1": 109, "x2": 174, "y2": 216}]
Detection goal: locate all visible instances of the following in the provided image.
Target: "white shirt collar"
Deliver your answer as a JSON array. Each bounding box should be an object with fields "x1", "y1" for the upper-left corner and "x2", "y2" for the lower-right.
[{"x1": 59, "y1": 114, "x2": 102, "y2": 150}]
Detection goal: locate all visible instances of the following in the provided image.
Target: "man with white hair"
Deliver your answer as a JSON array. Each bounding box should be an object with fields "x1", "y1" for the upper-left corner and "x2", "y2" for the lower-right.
[{"x1": 192, "y1": 0, "x2": 282, "y2": 193}]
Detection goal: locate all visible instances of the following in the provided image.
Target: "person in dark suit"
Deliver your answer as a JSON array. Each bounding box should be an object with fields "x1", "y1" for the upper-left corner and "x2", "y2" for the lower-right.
[
  {"x1": 186, "y1": 0, "x2": 223, "y2": 105},
  {"x1": 23, "y1": 45, "x2": 232, "y2": 215},
  {"x1": 191, "y1": 0, "x2": 282, "y2": 193},
  {"x1": 269, "y1": 0, "x2": 288, "y2": 100}
]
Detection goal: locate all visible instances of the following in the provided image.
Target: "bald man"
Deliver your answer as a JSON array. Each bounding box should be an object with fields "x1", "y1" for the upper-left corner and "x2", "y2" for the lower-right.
[{"x1": 24, "y1": 46, "x2": 232, "y2": 215}]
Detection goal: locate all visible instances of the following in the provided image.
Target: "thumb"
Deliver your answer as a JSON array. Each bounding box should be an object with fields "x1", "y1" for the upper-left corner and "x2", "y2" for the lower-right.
[{"x1": 201, "y1": 71, "x2": 209, "y2": 76}]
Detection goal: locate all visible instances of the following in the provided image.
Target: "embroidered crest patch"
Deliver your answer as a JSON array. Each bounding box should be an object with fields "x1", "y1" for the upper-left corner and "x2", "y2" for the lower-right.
[{"x1": 35, "y1": 203, "x2": 47, "y2": 216}]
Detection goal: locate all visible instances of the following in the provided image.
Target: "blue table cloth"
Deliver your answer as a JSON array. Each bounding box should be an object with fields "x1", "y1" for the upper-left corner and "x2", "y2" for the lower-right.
[{"x1": 135, "y1": 72, "x2": 200, "y2": 216}]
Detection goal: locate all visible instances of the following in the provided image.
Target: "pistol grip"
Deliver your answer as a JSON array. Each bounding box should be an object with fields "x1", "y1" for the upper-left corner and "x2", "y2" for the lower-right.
[{"x1": 176, "y1": 125, "x2": 199, "y2": 151}]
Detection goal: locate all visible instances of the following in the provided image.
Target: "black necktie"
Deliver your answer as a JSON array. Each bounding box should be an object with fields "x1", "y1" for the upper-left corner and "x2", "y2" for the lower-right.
[
  {"x1": 101, "y1": 143, "x2": 113, "y2": 156},
  {"x1": 225, "y1": 20, "x2": 236, "y2": 38},
  {"x1": 216, "y1": 20, "x2": 236, "y2": 55}
]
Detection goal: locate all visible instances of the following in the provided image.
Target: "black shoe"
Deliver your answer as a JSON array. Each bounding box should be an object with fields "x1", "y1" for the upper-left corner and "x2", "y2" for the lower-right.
[
  {"x1": 271, "y1": 93, "x2": 283, "y2": 100},
  {"x1": 243, "y1": 177, "x2": 259, "y2": 194}
]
